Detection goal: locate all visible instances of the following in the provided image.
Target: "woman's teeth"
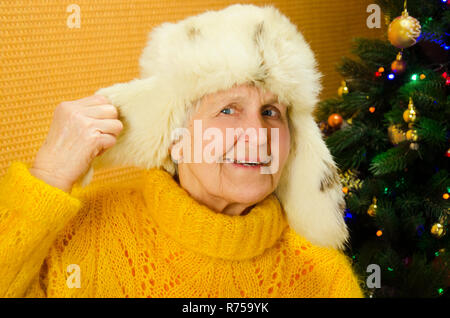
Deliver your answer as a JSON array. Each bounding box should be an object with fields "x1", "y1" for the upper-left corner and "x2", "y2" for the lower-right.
[
  {"x1": 235, "y1": 161, "x2": 260, "y2": 166},
  {"x1": 223, "y1": 158, "x2": 270, "y2": 165}
]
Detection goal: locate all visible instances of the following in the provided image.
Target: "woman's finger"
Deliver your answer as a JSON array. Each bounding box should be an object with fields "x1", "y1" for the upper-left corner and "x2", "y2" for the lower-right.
[{"x1": 83, "y1": 104, "x2": 119, "y2": 119}]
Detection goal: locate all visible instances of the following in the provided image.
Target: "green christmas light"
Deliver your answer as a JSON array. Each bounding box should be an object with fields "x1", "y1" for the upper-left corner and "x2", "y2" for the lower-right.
[
  {"x1": 384, "y1": 187, "x2": 389, "y2": 194},
  {"x1": 438, "y1": 288, "x2": 443, "y2": 295},
  {"x1": 387, "y1": 267, "x2": 394, "y2": 271},
  {"x1": 435, "y1": 251, "x2": 440, "y2": 257},
  {"x1": 411, "y1": 74, "x2": 418, "y2": 81}
]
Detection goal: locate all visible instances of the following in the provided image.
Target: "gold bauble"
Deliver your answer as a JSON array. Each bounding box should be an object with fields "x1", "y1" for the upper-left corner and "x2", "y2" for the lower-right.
[
  {"x1": 406, "y1": 129, "x2": 418, "y2": 142},
  {"x1": 367, "y1": 197, "x2": 377, "y2": 217},
  {"x1": 391, "y1": 52, "x2": 406, "y2": 74},
  {"x1": 431, "y1": 215, "x2": 447, "y2": 238},
  {"x1": 403, "y1": 97, "x2": 417, "y2": 123},
  {"x1": 391, "y1": 60, "x2": 406, "y2": 74},
  {"x1": 403, "y1": 109, "x2": 415, "y2": 122},
  {"x1": 431, "y1": 223, "x2": 445, "y2": 238},
  {"x1": 388, "y1": 9, "x2": 421, "y2": 49},
  {"x1": 388, "y1": 124, "x2": 406, "y2": 145},
  {"x1": 338, "y1": 81, "x2": 349, "y2": 97}
]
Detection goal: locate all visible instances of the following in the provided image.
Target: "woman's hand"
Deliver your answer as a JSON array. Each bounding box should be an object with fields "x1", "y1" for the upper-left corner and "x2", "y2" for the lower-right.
[{"x1": 30, "y1": 95, "x2": 123, "y2": 193}]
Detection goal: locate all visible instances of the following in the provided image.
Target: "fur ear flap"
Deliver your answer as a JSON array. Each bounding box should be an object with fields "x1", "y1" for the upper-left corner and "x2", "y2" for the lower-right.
[
  {"x1": 77, "y1": 76, "x2": 181, "y2": 187},
  {"x1": 275, "y1": 115, "x2": 349, "y2": 250}
]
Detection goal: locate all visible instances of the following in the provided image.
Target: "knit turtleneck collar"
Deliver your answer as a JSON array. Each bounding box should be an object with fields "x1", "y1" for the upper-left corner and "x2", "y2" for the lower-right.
[{"x1": 142, "y1": 168, "x2": 288, "y2": 260}]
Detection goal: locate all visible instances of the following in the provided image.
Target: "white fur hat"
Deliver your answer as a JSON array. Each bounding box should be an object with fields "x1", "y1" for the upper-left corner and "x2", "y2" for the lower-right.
[{"x1": 81, "y1": 4, "x2": 349, "y2": 250}]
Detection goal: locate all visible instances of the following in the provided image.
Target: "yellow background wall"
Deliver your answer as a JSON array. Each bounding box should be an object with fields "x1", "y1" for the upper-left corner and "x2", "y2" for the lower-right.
[{"x1": 0, "y1": 0, "x2": 386, "y2": 186}]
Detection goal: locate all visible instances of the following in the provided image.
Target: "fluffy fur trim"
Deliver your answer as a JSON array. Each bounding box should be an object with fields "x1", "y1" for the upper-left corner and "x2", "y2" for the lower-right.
[{"x1": 80, "y1": 4, "x2": 349, "y2": 250}]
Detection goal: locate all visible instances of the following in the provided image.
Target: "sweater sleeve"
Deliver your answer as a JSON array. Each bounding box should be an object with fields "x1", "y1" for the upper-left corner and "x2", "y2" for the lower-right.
[
  {"x1": 0, "y1": 161, "x2": 83, "y2": 297},
  {"x1": 328, "y1": 253, "x2": 365, "y2": 298}
]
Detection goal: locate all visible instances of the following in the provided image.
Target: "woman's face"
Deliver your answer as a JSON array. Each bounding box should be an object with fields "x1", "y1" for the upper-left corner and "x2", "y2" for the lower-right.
[{"x1": 175, "y1": 83, "x2": 291, "y2": 208}]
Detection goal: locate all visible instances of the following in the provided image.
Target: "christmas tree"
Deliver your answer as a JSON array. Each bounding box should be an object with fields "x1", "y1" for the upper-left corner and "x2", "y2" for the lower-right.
[{"x1": 315, "y1": 0, "x2": 449, "y2": 297}]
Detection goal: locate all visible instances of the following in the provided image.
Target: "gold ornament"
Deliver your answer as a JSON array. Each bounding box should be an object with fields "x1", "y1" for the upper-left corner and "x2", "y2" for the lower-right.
[
  {"x1": 337, "y1": 81, "x2": 349, "y2": 97},
  {"x1": 339, "y1": 169, "x2": 362, "y2": 193},
  {"x1": 410, "y1": 142, "x2": 419, "y2": 150},
  {"x1": 431, "y1": 223, "x2": 444, "y2": 237},
  {"x1": 388, "y1": 8, "x2": 421, "y2": 49},
  {"x1": 431, "y1": 215, "x2": 447, "y2": 238},
  {"x1": 388, "y1": 124, "x2": 406, "y2": 145},
  {"x1": 406, "y1": 129, "x2": 418, "y2": 142},
  {"x1": 403, "y1": 97, "x2": 417, "y2": 123},
  {"x1": 367, "y1": 197, "x2": 378, "y2": 217},
  {"x1": 391, "y1": 51, "x2": 406, "y2": 74}
]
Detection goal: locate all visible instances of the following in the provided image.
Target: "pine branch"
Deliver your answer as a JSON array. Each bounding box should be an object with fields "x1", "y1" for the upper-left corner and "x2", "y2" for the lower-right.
[
  {"x1": 403, "y1": 253, "x2": 448, "y2": 297},
  {"x1": 425, "y1": 170, "x2": 450, "y2": 195},
  {"x1": 350, "y1": 37, "x2": 398, "y2": 69},
  {"x1": 383, "y1": 107, "x2": 404, "y2": 124},
  {"x1": 336, "y1": 57, "x2": 373, "y2": 80},
  {"x1": 374, "y1": 199, "x2": 400, "y2": 244},
  {"x1": 345, "y1": 192, "x2": 368, "y2": 214},
  {"x1": 369, "y1": 144, "x2": 417, "y2": 175},
  {"x1": 314, "y1": 98, "x2": 342, "y2": 122},
  {"x1": 340, "y1": 92, "x2": 373, "y2": 115},
  {"x1": 326, "y1": 122, "x2": 368, "y2": 153},
  {"x1": 423, "y1": 198, "x2": 450, "y2": 219},
  {"x1": 395, "y1": 193, "x2": 424, "y2": 217},
  {"x1": 416, "y1": 117, "x2": 447, "y2": 147}
]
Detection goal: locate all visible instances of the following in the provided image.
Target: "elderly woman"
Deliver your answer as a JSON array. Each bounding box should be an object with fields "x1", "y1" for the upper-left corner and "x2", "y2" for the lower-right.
[{"x1": 0, "y1": 4, "x2": 363, "y2": 298}]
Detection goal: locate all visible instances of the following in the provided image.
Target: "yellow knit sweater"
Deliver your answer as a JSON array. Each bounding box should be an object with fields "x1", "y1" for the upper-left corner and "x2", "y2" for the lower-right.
[{"x1": 0, "y1": 161, "x2": 364, "y2": 298}]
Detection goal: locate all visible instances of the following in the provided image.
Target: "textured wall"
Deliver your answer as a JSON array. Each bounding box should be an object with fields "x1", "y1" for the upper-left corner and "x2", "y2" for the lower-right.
[{"x1": 0, "y1": 0, "x2": 385, "y2": 185}]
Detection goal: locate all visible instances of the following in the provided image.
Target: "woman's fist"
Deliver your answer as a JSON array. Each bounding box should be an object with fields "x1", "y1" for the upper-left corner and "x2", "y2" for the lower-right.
[{"x1": 30, "y1": 95, "x2": 123, "y2": 193}]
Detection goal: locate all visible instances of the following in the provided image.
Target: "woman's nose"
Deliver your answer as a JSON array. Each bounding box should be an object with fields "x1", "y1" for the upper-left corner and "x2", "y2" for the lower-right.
[{"x1": 238, "y1": 115, "x2": 268, "y2": 146}]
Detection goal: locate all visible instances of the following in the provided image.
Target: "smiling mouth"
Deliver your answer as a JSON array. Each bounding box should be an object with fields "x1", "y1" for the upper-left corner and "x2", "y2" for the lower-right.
[{"x1": 222, "y1": 157, "x2": 271, "y2": 167}]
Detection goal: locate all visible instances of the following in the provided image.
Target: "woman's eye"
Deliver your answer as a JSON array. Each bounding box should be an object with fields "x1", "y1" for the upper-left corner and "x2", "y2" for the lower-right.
[
  {"x1": 220, "y1": 107, "x2": 235, "y2": 115},
  {"x1": 262, "y1": 107, "x2": 280, "y2": 118}
]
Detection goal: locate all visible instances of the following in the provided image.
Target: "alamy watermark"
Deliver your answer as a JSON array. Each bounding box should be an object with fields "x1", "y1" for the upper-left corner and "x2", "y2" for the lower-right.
[
  {"x1": 170, "y1": 120, "x2": 280, "y2": 174},
  {"x1": 66, "y1": 264, "x2": 81, "y2": 288},
  {"x1": 366, "y1": 4, "x2": 382, "y2": 29},
  {"x1": 66, "y1": 4, "x2": 81, "y2": 29},
  {"x1": 366, "y1": 264, "x2": 381, "y2": 289}
]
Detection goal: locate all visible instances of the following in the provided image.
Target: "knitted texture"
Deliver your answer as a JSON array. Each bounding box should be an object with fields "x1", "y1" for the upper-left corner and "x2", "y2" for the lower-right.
[{"x1": 0, "y1": 161, "x2": 365, "y2": 298}]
